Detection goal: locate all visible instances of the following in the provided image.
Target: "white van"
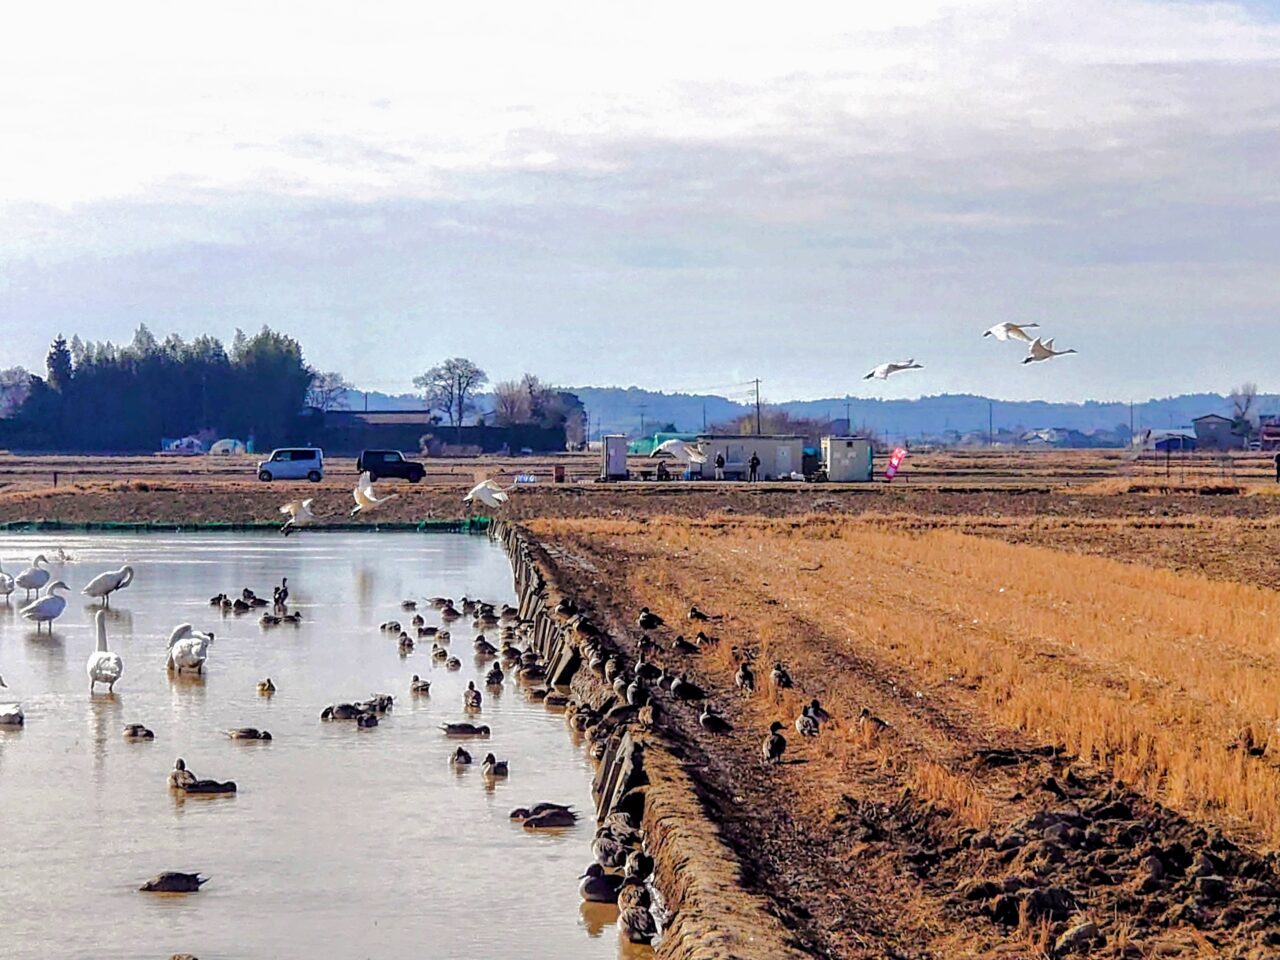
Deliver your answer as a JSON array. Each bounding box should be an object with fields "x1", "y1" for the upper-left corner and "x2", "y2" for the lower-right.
[{"x1": 257, "y1": 447, "x2": 324, "y2": 483}]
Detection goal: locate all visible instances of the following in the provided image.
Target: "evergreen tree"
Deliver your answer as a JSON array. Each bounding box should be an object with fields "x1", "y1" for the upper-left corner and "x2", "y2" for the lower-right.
[{"x1": 46, "y1": 335, "x2": 73, "y2": 392}]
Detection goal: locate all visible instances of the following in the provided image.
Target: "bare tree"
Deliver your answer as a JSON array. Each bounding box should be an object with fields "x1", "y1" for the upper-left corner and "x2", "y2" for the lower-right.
[
  {"x1": 1231, "y1": 382, "x2": 1260, "y2": 439},
  {"x1": 413, "y1": 358, "x2": 488, "y2": 438},
  {"x1": 0, "y1": 367, "x2": 32, "y2": 418},
  {"x1": 307, "y1": 370, "x2": 353, "y2": 412},
  {"x1": 492, "y1": 379, "x2": 531, "y2": 425}
]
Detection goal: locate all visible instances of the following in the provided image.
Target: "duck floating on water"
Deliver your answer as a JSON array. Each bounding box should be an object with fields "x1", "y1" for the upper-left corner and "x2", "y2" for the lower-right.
[
  {"x1": 618, "y1": 904, "x2": 657, "y2": 944},
  {"x1": 450, "y1": 746, "x2": 472, "y2": 766},
  {"x1": 578, "y1": 863, "x2": 623, "y2": 903},
  {"x1": 440, "y1": 722, "x2": 490, "y2": 738},
  {"x1": 257, "y1": 678, "x2": 276, "y2": 695},
  {"x1": 463, "y1": 682, "x2": 482, "y2": 710},
  {"x1": 139, "y1": 872, "x2": 207, "y2": 893},
  {"x1": 481, "y1": 753, "x2": 509, "y2": 778},
  {"x1": 123, "y1": 723, "x2": 154, "y2": 740},
  {"x1": 226, "y1": 727, "x2": 272, "y2": 741},
  {"x1": 410, "y1": 675, "x2": 431, "y2": 695}
]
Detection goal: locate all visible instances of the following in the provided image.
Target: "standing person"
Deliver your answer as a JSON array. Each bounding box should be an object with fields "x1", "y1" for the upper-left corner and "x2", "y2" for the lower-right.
[
  {"x1": 748, "y1": 451, "x2": 761, "y2": 483},
  {"x1": 1273, "y1": 449, "x2": 1280, "y2": 483},
  {"x1": 714, "y1": 452, "x2": 725, "y2": 481}
]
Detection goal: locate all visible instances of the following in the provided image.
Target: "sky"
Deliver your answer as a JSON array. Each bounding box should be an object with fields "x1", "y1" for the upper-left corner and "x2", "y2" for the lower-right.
[{"x1": 1, "y1": 1, "x2": 1278, "y2": 404}]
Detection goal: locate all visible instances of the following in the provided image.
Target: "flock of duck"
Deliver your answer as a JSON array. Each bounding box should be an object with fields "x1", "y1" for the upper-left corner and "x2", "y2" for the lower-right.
[{"x1": 0, "y1": 554, "x2": 662, "y2": 944}]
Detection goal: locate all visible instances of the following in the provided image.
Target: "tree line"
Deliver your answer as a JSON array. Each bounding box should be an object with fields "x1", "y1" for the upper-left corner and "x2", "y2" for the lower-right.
[{"x1": 0, "y1": 327, "x2": 585, "y2": 451}]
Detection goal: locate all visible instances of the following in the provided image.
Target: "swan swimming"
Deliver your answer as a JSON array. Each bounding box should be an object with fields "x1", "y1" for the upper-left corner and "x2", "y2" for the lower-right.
[
  {"x1": 14, "y1": 555, "x2": 50, "y2": 601},
  {"x1": 20, "y1": 580, "x2": 69, "y2": 632},
  {"x1": 350, "y1": 472, "x2": 398, "y2": 517},
  {"x1": 0, "y1": 560, "x2": 13, "y2": 603},
  {"x1": 863, "y1": 359, "x2": 923, "y2": 380},
  {"x1": 0, "y1": 674, "x2": 23, "y2": 726},
  {"x1": 1023, "y1": 337, "x2": 1078, "y2": 364},
  {"x1": 982, "y1": 321, "x2": 1039, "y2": 343},
  {"x1": 82, "y1": 565, "x2": 135, "y2": 608},
  {"x1": 279, "y1": 498, "x2": 315, "y2": 536},
  {"x1": 464, "y1": 479, "x2": 510, "y2": 510},
  {"x1": 87, "y1": 609, "x2": 124, "y2": 693},
  {"x1": 166, "y1": 624, "x2": 214, "y2": 674}
]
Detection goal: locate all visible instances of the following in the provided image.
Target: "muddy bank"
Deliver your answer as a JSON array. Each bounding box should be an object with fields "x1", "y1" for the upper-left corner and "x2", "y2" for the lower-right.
[{"x1": 497, "y1": 521, "x2": 811, "y2": 960}]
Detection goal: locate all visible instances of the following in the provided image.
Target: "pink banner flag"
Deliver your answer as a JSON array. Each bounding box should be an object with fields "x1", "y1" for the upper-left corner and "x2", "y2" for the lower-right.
[{"x1": 884, "y1": 447, "x2": 908, "y2": 480}]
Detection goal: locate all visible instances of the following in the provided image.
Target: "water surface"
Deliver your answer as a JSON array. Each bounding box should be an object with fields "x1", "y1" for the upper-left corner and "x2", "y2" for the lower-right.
[{"x1": 0, "y1": 532, "x2": 628, "y2": 959}]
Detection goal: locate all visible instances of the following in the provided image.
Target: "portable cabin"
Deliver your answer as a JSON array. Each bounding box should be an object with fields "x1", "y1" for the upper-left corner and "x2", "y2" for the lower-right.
[
  {"x1": 821, "y1": 436, "x2": 873, "y2": 482},
  {"x1": 694, "y1": 435, "x2": 804, "y2": 481},
  {"x1": 601, "y1": 434, "x2": 630, "y2": 480}
]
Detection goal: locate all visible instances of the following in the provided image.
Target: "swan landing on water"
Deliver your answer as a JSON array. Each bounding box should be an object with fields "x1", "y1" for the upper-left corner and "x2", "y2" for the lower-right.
[{"x1": 87, "y1": 610, "x2": 124, "y2": 693}]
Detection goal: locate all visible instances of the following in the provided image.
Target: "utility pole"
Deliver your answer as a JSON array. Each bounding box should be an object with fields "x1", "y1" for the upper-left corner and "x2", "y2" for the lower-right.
[
  {"x1": 364, "y1": 391, "x2": 369, "y2": 412},
  {"x1": 988, "y1": 400, "x2": 994, "y2": 447},
  {"x1": 702, "y1": 402, "x2": 707, "y2": 432},
  {"x1": 1129, "y1": 400, "x2": 1135, "y2": 441},
  {"x1": 754, "y1": 379, "x2": 762, "y2": 435},
  {"x1": 638, "y1": 403, "x2": 647, "y2": 441}
]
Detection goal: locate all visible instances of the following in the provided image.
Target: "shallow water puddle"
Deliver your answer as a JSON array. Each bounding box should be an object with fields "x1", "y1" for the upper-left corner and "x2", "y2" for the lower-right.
[{"x1": 0, "y1": 532, "x2": 632, "y2": 959}]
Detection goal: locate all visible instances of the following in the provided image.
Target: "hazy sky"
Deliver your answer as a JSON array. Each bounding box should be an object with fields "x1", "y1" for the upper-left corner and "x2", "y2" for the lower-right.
[{"x1": 1, "y1": 1, "x2": 1278, "y2": 403}]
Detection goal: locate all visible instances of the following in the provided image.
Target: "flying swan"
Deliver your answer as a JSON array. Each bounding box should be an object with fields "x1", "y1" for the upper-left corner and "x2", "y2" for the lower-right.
[
  {"x1": 351, "y1": 472, "x2": 398, "y2": 517},
  {"x1": 1023, "y1": 337, "x2": 1078, "y2": 364},
  {"x1": 982, "y1": 322, "x2": 1039, "y2": 343},
  {"x1": 864, "y1": 360, "x2": 923, "y2": 380},
  {"x1": 280, "y1": 498, "x2": 316, "y2": 536},
  {"x1": 463, "y1": 479, "x2": 511, "y2": 510}
]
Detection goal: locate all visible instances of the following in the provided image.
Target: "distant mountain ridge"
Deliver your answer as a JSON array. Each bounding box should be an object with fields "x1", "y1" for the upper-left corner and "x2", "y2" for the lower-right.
[{"x1": 339, "y1": 386, "x2": 1271, "y2": 441}]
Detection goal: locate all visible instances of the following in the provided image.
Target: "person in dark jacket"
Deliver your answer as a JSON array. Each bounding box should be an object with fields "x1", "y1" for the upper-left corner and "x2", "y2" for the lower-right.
[
  {"x1": 714, "y1": 452, "x2": 725, "y2": 481},
  {"x1": 748, "y1": 452, "x2": 761, "y2": 482}
]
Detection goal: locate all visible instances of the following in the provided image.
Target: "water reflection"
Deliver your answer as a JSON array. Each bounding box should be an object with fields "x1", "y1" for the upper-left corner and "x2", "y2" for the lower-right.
[{"x1": 0, "y1": 532, "x2": 627, "y2": 960}]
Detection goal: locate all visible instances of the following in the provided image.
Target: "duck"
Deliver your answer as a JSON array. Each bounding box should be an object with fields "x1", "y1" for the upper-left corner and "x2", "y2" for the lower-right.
[
  {"x1": 626, "y1": 679, "x2": 650, "y2": 707},
  {"x1": 428, "y1": 596, "x2": 452, "y2": 609},
  {"x1": 356, "y1": 713, "x2": 379, "y2": 728},
  {"x1": 86, "y1": 609, "x2": 124, "y2": 693},
  {"x1": 735, "y1": 661, "x2": 755, "y2": 694},
  {"x1": 445, "y1": 656, "x2": 462, "y2": 671},
  {"x1": 522, "y1": 809, "x2": 578, "y2": 829},
  {"x1": 481, "y1": 753, "x2": 509, "y2": 777},
  {"x1": 380, "y1": 620, "x2": 402, "y2": 633},
  {"x1": 281, "y1": 611, "x2": 303, "y2": 624},
  {"x1": 670, "y1": 674, "x2": 705, "y2": 701},
  {"x1": 440, "y1": 603, "x2": 462, "y2": 621},
  {"x1": 688, "y1": 604, "x2": 717, "y2": 621},
  {"x1": 411, "y1": 614, "x2": 425, "y2": 628},
  {"x1": 232, "y1": 598, "x2": 251, "y2": 614},
  {"x1": 578, "y1": 863, "x2": 624, "y2": 903},
  {"x1": 450, "y1": 746, "x2": 472, "y2": 766},
  {"x1": 20, "y1": 580, "x2": 70, "y2": 632},
  {"x1": 398, "y1": 633, "x2": 414, "y2": 654},
  {"x1": 0, "y1": 560, "x2": 14, "y2": 603},
  {"x1": 770, "y1": 662, "x2": 793, "y2": 689},
  {"x1": 431, "y1": 644, "x2": 448, "y2": 661},
  {"x1": 139, "y1": 872, "x2": 208, "y2": 893},
  {"x1": 807, "y1": 699, "x2": 832, "y2": 723},
  {"x1": 474, "y1": 637, "x2": 498, "y2": 657},
  {"x1": 618, "y1": 905, "x2": 657, "y2": 944},
  {"x1": 14, "y1": 555, "x2": 50, "y2": 602},
  {"x1": 636, "y1": 608, "x2": 663, "y2": 631},
  {"x1": 695, "y1": 630, "x2": 719, "y2": 647},
  {"x1": 463, "y1": 681, "x2": 482, "y2": 710},
  {"x1": 795, "y1": 708, "x2": 819, "y2": 738},
  {"x1": 699, "y1": 705, "x2": 733, "y2": 734},
  {"x1": 123, "y1": 723, "x2": 154, "y2": 740},
  {"x1": 273, "y1": 577, "x2": 289, "y2": 607},
  {"x1": 360, "y1": 694, "x2": 394, "y2": 713},
  {"x1": 672, "y1": 635, "x2": 699, "y2": 655},
  {"x1": 634, "y1": 654, "x2": 661, "y2": 683},
  {"x1": 500, "y1": 604, "x2": 518, "y2": 621},
  {"x1": 762, "y1": 721, "x2": 787, "y2": 764},
  {"x1": 617, "y1": 877, "x2": 651, "y2": 911},
  {"x1": 256, "y1": 678, "x2": 276, "y2": 695},
  {"x1": 484, "y1": 664, "x2": 504, "y2": 686},
  {"x1": 554, "y1": 598, "x2": 577, "y2": 617},
  {"x1": 226, "y1": 727, "x2": 272, "y2": 741},
  {"x1": 440, "y1": 722, "x2": 490, "y2": 738},
  {"x1": 625, "y1": 849, "x2": 654, "y2": 881},
  {"x1": 400, "y1": 599, "x2": 417, "y2": 611},
  {"x1": 604, "y1": 656, "x2": 621, "y2": 683},
  {"x1": 321, "y1": 703, "x2": 362, "y2": 720},
  {"x1": 166, "y1": 625, "x2": 213, "y2": 674},
  {"x1": 592, "y1": 835, "x2": 631, "y2": 869},
  {"x1": 858, "y1": 707, "x2": 889, "y2": 734},
  {"x1": 168, "y1": 758, "x2": 197, "y2": 789},
  {"x1": 259, "y1": 613, "x2": 282, "y2": 627},
  {"x1": 0, "y1": 675, "x2": 24, "y2": 726},
  {"x1": 419, "y1": 625, "x2": 438, "y2": 638},
  {"x1": 81, "y1": 565, "x2": 135, "y2": 608},
  {"x1": 209, "y1": 593, "x2": 227, "y2": 606},
  {"x1": 410, "y1": 675, "x2": 431, "y2": 695}
]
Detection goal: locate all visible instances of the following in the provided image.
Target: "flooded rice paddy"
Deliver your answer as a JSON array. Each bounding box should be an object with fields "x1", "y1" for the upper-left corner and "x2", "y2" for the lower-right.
[{"x1": 0, "y1": 532, "x2": 634, "y2": 960}]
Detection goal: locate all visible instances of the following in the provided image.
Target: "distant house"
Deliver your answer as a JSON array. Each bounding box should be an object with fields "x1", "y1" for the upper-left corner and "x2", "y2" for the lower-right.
[
  {"x1": 1151, "y1": 431, "x2": 1197, "y2": 452},
  {"x1": 1191, "y1": 414, "x2": 1239, "y2": 451},
  {"x1": 694, "y1": 434, "x2": 804, "y2": 480},
  {"x1": 319, "y1": 410, "x2": 567, "y2": 456}
]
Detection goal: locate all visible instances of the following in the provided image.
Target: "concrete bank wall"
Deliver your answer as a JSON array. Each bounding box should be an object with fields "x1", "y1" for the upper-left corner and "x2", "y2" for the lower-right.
[{"x1": 494, "y1": 521, "x2": 810, "y2": 960}]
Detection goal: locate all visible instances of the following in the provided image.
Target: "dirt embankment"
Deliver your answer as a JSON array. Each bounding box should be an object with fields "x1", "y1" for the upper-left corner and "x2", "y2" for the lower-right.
[{"x1": 519, "y1": 517, "x2": 1280, "y2": 959}]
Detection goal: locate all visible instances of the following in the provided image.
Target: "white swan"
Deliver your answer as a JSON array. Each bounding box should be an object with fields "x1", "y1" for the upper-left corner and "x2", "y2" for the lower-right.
[
  {"x1": 0, "y1": 675, "x2": 22, "y2": 726},
  {"x1": 20, "y1": 580, "x2": 69, "y2": 632},
  {"x1": 166, "y1": 624, "x2": 213, "y2": 674},
  {"x1": 351, "y1": 472, "x2": 398, "y2": 517},
  {"x1": 87, "y1": 609, "x2": 124, "y2": 693},
  {"x1": 1023, "y1": 337, "x2": 1078, "y2": 364},
  {"x1": 14, "y1": 555, "x2": 50, "y2": 601},
  {"x1": 280, "y1": 498, "x2": 316, "y2": 536},
  {"x1": 463, "y1": 479, "x2": 510, "y2": 510},
  {"x1": 0, "y1": 560, "x2": 14, "y2": 603},
  {"x1": 652, "y1": 439, "x2": 708, "y2": 465},
  {"x1": 863, "y1": 359, "x2": 923, "y2": 380},
  {"x1": 82, "y1": 565, "x2": 134, "y2": 607},
  {"x1": 983, "y1": 321, "x2": 1039, "y2": 343}
]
